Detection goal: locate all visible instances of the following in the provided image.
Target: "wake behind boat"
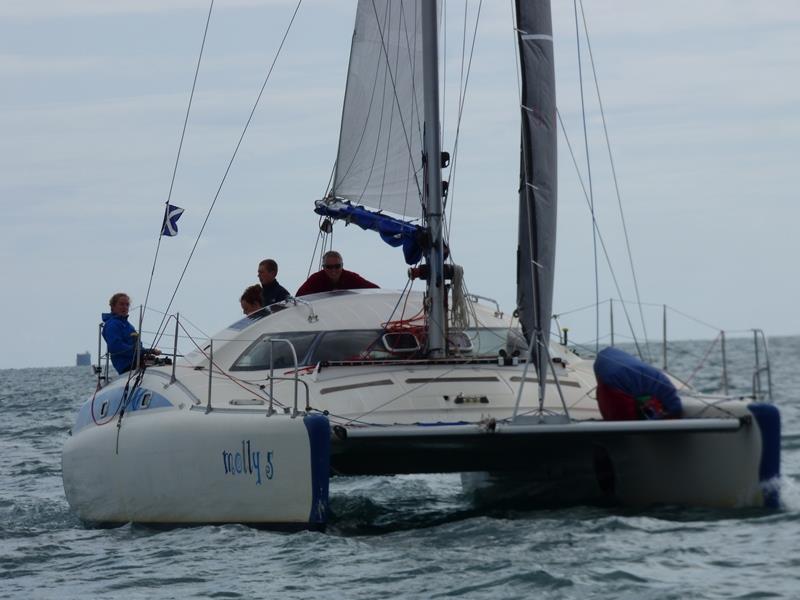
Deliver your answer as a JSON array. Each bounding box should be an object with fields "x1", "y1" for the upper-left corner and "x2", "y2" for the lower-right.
[{"x1": 63, "y1": 0, "x2": 781, "y2": 528}]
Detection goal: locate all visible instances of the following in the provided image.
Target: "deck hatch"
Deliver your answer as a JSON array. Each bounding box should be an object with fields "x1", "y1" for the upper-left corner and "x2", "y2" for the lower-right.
[
  {"x1": 319, "y1": 379, "x2": 395, "y2": 395},
  {"x1": 510, "y1": 376, "x2": 581, "y2": 388},
  {"x1": 406, "y1": 376, "x2": 499, "y2": 384},
  {"x1": 230, "y1": 398, "x2": 266, "y2": 405}
]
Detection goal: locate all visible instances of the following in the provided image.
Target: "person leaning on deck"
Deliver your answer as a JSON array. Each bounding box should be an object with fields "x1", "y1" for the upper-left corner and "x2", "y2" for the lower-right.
[
  {"x1": 295, "y1": 250, "x2": 379, "y2": 297},
  {"x1": 240, "y1": 284, "x2": 263, "y2": 315},
  {"x1": 101, "y1": 293, "x2": 160, "y2": 375},
  {"x1": 257, "y1": 258, "x2": 290, "y2": 306}
]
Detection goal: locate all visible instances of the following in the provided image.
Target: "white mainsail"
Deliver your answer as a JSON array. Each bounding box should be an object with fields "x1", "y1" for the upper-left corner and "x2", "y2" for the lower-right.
[{"x1": 332, "y1": 0, "x2": 436, "y2": 221}]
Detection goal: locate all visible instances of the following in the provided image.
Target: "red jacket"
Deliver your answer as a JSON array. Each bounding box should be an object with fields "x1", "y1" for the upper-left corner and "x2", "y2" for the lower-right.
[{"x1": 295, "y1": 269, "x2": 379, "y2": 297}]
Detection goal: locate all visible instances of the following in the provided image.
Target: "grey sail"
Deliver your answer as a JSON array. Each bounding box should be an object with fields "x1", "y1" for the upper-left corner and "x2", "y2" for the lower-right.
[
  {"x1": 515, "y1": 0, "x2": 557, "y2": 393},
  {"x1": 331, "y1": 0, "x2": 431, "y2": 221}
]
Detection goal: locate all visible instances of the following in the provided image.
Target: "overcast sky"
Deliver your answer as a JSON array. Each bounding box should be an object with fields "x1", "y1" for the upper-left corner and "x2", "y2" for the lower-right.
[{"x1": 2, "y1": 0, "x2": 798, "y2": 369}]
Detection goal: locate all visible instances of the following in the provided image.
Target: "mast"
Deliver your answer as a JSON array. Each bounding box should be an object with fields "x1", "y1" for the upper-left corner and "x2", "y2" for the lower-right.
[{"x1": 421, "y1": 0, "x2": 446, "y2": 358}]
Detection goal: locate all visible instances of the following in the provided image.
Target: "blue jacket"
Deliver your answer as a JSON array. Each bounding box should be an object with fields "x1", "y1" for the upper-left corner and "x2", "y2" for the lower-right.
[{"x1": 101, "y1": 312, "x2": 143, "y2": 374}]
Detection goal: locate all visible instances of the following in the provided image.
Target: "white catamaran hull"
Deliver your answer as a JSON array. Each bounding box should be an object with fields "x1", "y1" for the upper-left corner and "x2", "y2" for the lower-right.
[
  {"x1": 461, "y1": 403, "x2": 780, "y2": 509},
  {"x1": 62, "y1": 379, "x2": 330, "y2": 527}
]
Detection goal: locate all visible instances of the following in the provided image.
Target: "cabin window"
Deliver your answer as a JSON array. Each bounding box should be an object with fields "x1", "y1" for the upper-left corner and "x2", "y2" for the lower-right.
[
  {"x1": 383, "y1": 332, "x2": 421, "y2": 353},
  {"x1": 226, "y1": 308, "x2": 270, "y2": 332},
  {"x1": 230, "y1": 332, "x2": 317, "y2": 371},
  {"x1": 447, "y1": 331, "x2": 473, "y2": 353},
  {"x1": 312, "y1": 330, "x2": 394, "y2": 362},
  {"x1": 304, "y1": 328, "x2": 526, "y2": 363},
  {"x1": 460, "y1": 327, "x2": 528, "y2": 357}
]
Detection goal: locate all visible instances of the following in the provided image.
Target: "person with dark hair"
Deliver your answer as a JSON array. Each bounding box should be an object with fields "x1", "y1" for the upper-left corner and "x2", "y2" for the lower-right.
[
  {"x1": 258, "y1": 258, "x2": 290, "y2": 306},
  {"x1": 240, "y1": 284, "x2": 263, "y2": 315},
  {"x1": 101, "y1": 293, "x2": 160, "y2": 374},
  {"x1": 295, "y1": 250, "x2": 378, "y2": 297}
]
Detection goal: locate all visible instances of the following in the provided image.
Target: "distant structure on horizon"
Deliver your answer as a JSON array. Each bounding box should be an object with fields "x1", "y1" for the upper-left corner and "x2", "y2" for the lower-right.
[{"x1": 76, "y1": 352, "x2": 91, "y2": 367}]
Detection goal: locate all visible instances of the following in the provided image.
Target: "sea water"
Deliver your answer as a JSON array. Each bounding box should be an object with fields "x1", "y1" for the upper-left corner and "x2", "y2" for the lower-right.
[{"x1": 1, "y1": 337, "x2": 799, "y2": 599}]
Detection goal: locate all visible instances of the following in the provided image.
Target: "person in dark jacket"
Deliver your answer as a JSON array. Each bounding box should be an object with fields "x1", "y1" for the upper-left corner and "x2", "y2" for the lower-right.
[
  {"x1": 258, "y1": 258, "x2": 290, "y2": 306},
  {"x1": 101, "y1": 293, "x2": 160, "y2": 375},
  {"x1": 295, "y1": 250, "x2": 379, "y2": 297}
]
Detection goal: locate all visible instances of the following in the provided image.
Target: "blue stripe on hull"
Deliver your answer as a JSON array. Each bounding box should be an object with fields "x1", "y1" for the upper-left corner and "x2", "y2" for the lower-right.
[
  {"x1": 304, "y1": 414, "x2": 331, "y2": 525},
  {"x1": 749, "y1": 403, "x2": 781, "y2": 508}
]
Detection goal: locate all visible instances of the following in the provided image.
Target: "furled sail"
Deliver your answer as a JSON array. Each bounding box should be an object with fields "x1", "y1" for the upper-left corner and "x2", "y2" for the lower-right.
[
  {"x1": 331, "y1": 0, "x2": 430, "y2": 221},
  {"x1": 515, "y1": 0, "x2": 558, "y2": 388},
  {"x1": 314, "y1": 198, "x2": 424, "y2": 264}
]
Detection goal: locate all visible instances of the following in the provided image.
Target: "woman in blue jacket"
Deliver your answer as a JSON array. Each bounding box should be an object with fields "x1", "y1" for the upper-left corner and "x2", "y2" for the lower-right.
[{"x1": 101, "y1": 293, "x2": 160, "y2": 374}]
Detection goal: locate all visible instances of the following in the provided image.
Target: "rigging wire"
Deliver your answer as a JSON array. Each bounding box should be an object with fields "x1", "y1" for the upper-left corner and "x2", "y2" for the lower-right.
[
  {"x1": 441, "y1": 0, "x2": 447, "y2": 148},
  {"x1": 664, "y1": 304, "x2": 725, "y2": 333},
  {"x1": 400, "y1": 1, "x2": 426, "y2": 158},
  {"x1": 322, "y1": 151, "x2": 337, "y2": 198},
  {"x1": 151, "y1": 0, "x2": 303, "y2": 348},
  {"x1": 397, "y1": 0, "x2": 423, "y2": 219},
  {"x1": 554, "y1": 297, "x2": 612, "y2": 319},
  {"x1": 457, "y1": 0, "x2": 468, "y2": 147},
  {"x1": 142, "y1": 0, "x2": 214, "y2": 334},
  {"x1": 578, "y1": 0, "x2": 652, "y2": 361},
  {"x1": 444, "y1": 0, "x2": 482, "y2": 243},
  {"x1": 306, "y1": 221, "x2": 326, "y2": 278},
  {"x1": 556, "y1": 298, "x2": 724, "y2": 337},
  {"x1": 573, "y1": 0, "x2": 600, "y2": 354},
  {"x1": 557, "y1": 109, "x2": 644, "y2": 359}
]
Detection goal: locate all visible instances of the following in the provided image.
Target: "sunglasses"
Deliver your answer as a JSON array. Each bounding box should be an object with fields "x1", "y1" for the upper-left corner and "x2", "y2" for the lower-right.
[{"x1": 324, "y1": 263, "x2": 343, "y2": 270}]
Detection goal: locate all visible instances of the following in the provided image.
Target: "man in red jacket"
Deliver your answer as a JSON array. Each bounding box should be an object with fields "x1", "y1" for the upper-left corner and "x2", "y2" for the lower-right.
[{"x1": 296, "y1": 250, "x2": 379, "y2": 297}]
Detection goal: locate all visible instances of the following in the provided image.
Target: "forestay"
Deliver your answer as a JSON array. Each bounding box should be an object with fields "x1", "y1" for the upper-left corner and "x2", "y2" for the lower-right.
[{"x1": 332, "y1": 0, "x2": 438, "y2": 221}]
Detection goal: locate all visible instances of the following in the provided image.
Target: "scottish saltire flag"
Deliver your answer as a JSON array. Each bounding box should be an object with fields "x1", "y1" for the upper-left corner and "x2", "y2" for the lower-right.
[{"x1": 161, "y1": 204, "x2": 185, "y2": 237}]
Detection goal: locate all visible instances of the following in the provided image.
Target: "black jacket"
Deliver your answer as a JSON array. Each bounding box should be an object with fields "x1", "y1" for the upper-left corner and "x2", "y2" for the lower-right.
[{"x1": 261, "y1": 280, "x2": 290, "y2": 306}]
